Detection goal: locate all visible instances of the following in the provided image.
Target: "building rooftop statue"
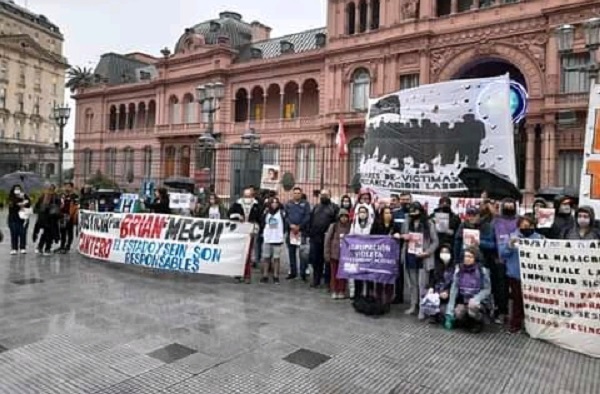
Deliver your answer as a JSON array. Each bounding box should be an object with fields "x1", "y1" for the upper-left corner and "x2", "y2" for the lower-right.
[{"x1": 0, "y1": 0, "x2": 62, "y2": 36}]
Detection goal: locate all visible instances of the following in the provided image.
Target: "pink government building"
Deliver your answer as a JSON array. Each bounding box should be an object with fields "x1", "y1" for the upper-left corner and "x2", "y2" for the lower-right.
[{"x1": 73, "y1": 0, "x2": 596, "y2": 201}]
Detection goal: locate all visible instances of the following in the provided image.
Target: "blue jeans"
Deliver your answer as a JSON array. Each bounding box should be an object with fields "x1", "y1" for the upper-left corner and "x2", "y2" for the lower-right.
[{"x1": 8, "y1": 219, "x2": 27, "y2": 250}]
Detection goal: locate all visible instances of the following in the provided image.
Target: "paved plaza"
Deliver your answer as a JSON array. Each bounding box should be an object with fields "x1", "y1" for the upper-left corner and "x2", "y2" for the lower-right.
[{"x1": 0, "y1": 223, "x2": 598, "y2": 394}]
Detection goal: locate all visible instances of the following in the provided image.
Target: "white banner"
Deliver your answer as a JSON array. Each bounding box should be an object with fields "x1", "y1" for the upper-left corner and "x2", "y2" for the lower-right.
[
  {"x1": 580, "y1": 82, "x2": 600, "y2": 213},
  {"x1": 78, "y1": 210, "x2": 253, "y2": 277},
  {"x1": 518, "y1": 239, "x2": 600, "y2": 358},
  {"x1": 169, "y1": 192, "x2": 197, "y2": 210},
  {"x1": 360, "y1": 75, "x2": 517, "y2": 196}
]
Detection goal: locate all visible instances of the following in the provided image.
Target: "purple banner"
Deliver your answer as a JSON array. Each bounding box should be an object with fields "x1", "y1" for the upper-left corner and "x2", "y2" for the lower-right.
[{"x1": 338, "y1": 235, "x2": 399, "y2": 284}]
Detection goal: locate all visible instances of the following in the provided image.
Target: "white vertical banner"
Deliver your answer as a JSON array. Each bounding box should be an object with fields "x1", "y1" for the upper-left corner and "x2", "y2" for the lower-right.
[
  {"x1": 518, "y1": 239, "x2": 600, "y2": 358},
  {"x1": 580, "y1": 82, "x2": 600, "y2": 213}
]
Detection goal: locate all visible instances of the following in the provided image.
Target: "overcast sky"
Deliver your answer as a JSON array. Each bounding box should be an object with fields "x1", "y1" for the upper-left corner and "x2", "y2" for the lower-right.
[{"x1": 21, "y1": 0, "x2": 326, "y2": 142}]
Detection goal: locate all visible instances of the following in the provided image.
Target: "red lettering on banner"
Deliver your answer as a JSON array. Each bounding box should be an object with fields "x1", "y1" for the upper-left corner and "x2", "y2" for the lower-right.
[
  {"x1": 79, "y1": 233, "x2": 112, "y2": 259},
  {"x1": 119, "y1": 214, "x2": 166, "y2": 239}
]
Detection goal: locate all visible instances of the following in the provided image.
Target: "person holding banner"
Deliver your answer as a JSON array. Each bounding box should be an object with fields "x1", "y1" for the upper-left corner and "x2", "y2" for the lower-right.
[
  {"x1": 369, "y1": 206, "x2": 400, "y2": 305},
  {"x1": 562, "y1": 206, "x2": 600, "y2": 240},
  {"x1": 259, "y1": 197, "x2": 287, "y2": 284},
  {"x1": 445, "y1": 247, "x2": 492, "y2": 333},
  {"x1": 549, "y1": 196, "x2": 575, "y2": 239},
  {"x1": 390, "y1": 192, "x2": 411, "y2": 304},
  {"x1": 500, "y1": 215, "x2": 543, "y2": 334},
  {"x1": 400, "y1": 202, "x2": 438, "y2": 317},
  {"x1": 350, "y1": 204, "x2": 375, "y2": 298}
]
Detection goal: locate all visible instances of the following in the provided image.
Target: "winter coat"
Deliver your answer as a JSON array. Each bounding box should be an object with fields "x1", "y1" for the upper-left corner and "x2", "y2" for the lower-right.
[
  {"x1": 500, "y1": 230, "x2": 544, "y2": 280},
  {"x1": 447, "y1": 263, "x2": 492, "y2": 316},
  {"x1": 324, "y1": 221, "x2": 351, "y2": 262},
  {"x1": 401, "y1": 218, "x2": 439, "y2": 271},
  {"x1": 563, "y1": 206, "x2": 600, "y2": 240}
]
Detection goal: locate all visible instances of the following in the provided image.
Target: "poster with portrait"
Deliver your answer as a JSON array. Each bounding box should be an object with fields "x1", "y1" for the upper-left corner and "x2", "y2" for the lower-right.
[
  {"x1": 359, "y1": 75, "x2": 517, "y2": 196},
  {"x1": 261, "y1": 164, "x2": 280, "y2": 190}
]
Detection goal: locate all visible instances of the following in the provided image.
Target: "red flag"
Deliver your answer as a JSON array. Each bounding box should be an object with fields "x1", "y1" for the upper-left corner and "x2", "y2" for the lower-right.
[{"x1": 336, "y1": 118, "x2": 348, "y2": 157}]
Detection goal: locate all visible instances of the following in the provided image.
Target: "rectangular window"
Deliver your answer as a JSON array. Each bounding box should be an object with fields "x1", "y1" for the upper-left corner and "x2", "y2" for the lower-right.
[
  {"x1": 561, "y1": 53, "x2": 590, "y2": 93},
  {"x1": 105, "y1": 149, "x2": 116, "y2": 177},
  {"x1": 83, "y1": 150, "x2": 93, "y2": 178},
  {"x1": 0, "y1": 88, "x2": 5, "y2": 108},
  {"x1": 185, "y1": 101, "x2": 196, "y2": 123},
  {"x1": 458, "y1": 0, "x2": 474, "y2": 12},
  {"x1": 34, "y1": 69, "x2": 41, "y2": 90},
  {"x1": 295, "y1": 144, "x2": 317, "y2": 181},
  {"x1": 19, "y1": 64, "x2": 25, "y2": 86},
  {"x1": 436, "y1": 0, "x2": 451, "y2": 16},
  {"x1": 558, "y1": 150, "x2": 583, "y2": 188},
  {"x1": 33, "y1": 96, "x2": 40, "y2": 115},
  {"x1": 52, "y1": 77, "x2": 57, "y2": 95},
  {"x1": 0, "y1": 117, "x2": 4, "y2": 138},
  {"x1": 284, "y1": 103, "x2": 296, "y2": 119},
  {"x1": 143, "y1": 148, "x2": 152, "y2": 178},
  {"x1": 17, "y1": 93, "x2": 24, "y2": 112},
  {"x1": 0, "y1": 60, "x2": 7, "y2": 81},
  {"x1": 262, "y1": 145, "x2": 280, "y2": 165},
  {"x1": 399, "y1": 74, "x2": 420, "y2": 90},
  {"x1": 33, "y1": 122, "x2": 39, "y2": 141}
]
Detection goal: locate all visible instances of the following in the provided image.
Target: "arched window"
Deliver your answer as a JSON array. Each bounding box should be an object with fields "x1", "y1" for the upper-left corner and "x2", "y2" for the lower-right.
[
  {"x1": 83, "y1": 148, "x2": 93, "y2": 179},
  {"x1": 347, "y1": 138, "x2": 365, "y2": 181},
  {"x1": 104, "y1": 147, "x2": 116, "y2": 177},
  {"x1": 351, "y1": 68, "x2": 370, "y2": 111},
  {"x1": 108, "y1": 105, "x2": 117, "y2": 131},
  {"x1": 347, "y1": 2, "x2": 356, "y2": 35},
  {"x1": 118, "y1": 104, "x2": 127, "y2": 130},
  {"x1": 168, "y1": 96, "x2": 180, "y2": 124},
  {"x1": 84, "y1": 108, "x2": 93, "y2": 132},
  {"x1": 262, "y1": 143, "x2": 280, "y2": 165},
  {"x1": 127, "y1": 103, "x2": 136, "y2": 129},
  {"x1": 164, "y1": 146, "x2": 176, "y2": 178},
  {"x1": 358, "y1": 0, "x2": 367, "y2": 33},
  {"x1": 143, "y1": 146, "x2": 152, "y2": 178},
  {"x1": 183, "y1": 94, "x2": 196, "y2": 123},
  {"x1": 147, "y1": 100, "x2": 156, "y2": 127},
  {"x1": 180, "y1": 146, "x2": 191, "y2": 177},
  {"x1": 295, "y1": 142, "x2": 317, "y2": 182},
  {"x1": 123, "y1": 147, "x2": 135, "y2": 182},
  {"x1": 370, "y1": 0, "x2": 380, "y2": 30},
  {"x1": 234, "y1": 88, "x2": 249, "y2": 122}
]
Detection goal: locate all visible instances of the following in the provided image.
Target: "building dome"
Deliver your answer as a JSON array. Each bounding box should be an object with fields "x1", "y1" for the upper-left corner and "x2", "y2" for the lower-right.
[{"x1": 174, "y1": 11, "x2": 253, "y2": 52}]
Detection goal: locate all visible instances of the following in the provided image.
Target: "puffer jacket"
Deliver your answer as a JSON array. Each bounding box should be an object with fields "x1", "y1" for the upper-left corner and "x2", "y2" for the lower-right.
[{"x1": 500, "y1": 230, "x2": 544, "y2": 280}]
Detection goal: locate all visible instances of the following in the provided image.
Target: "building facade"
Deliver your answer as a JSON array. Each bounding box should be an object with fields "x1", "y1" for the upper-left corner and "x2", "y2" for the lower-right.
[
  {"x1": 0, "y1": 0, "x2": 67, "y2": 178},
  {"x1": 74, "y1": 0, "x2": 596, "y2": 200}
]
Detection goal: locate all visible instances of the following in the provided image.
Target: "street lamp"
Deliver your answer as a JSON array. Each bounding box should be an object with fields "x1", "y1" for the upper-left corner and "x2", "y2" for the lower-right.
[
  {"x1": 196, "y1": 81, "x2": 223, "y2": 189},
  {"x1": 52, "y1": 103, "x2": 70, "y2": 187},
  {"x1": 556, "y1": 18, "x2": 600, "y2": 82}
]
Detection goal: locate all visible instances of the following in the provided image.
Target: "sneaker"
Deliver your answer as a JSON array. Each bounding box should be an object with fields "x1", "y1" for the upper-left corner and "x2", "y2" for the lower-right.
[
  {"x1": 273, "y1": 278, "x2": 280, "y2": 285},
  {"x1": 34, "y1": 248, "x2": 40, "y2": 254},
  {"x1": 331, "y1": 293, "x2": 337, "y2": 299},
  {"x1": 20, "y1": 250, "x2": 26, "y2": 254},
  {"x1": 10, "y1": 250, "x2": 17, "y2": 255}
]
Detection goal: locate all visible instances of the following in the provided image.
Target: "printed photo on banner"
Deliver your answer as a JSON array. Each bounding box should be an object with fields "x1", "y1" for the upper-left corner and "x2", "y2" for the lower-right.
[
  {"x1": 359, "y1": 75, "x2": 517, "y2": 196},
  {"x1": 338, "y1": 235, "x2": 399, "y2": 284},
  {"x1": 78, "y1": 210, "x2": 254, "y2": 277},
  {"x1": 463, "y1": 229, "x2": 480, "y2": 248},
  {"x1": 118, "y1": 193, "x2": 140, "y2": 213},
  {"x1": 535, "y1": 208, "x2": 555, "y2": 229},
  {"x1": 579, "y1": 85, "x2": 600, "y2": 214},
  {"x1": 407, "y1": 232, "x2": 423, "y2": 254},
  {"x1": 260, "y1": 164, "x2": 280, "y2": 190},
  {"x1": 517, "y1": 239, "x2": 600, "y2": 358}
]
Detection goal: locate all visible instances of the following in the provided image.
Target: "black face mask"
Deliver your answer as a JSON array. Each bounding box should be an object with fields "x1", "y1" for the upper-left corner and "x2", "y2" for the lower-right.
[
  {"x1": 503, "y1": 207, "x2": 516, "y2": 217},
  {"x1": 400, "y1": 203, "x2": 409, "y2": 210},
  {"x1": 320, "y1": 197, "x2": 330, "y2": 204},
  {"x1": 520, "y1": 228, "x2": 534, "y2": 237},
  {"x1": 439, "y1": 206, "x2": 451, "y2": 213}
]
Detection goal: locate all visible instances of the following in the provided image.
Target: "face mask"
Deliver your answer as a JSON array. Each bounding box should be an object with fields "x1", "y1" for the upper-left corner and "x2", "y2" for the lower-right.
[
  {"x1": 439, "y1": 253, "x2": 451, "y2": 263},
  {"x1": 400, "y1": 203, "x2": 409, "y2": 210},
  {"x1": 577, "y1": 218, "x2": 590, "y2": 227},
  {"x1": 358, "y1": 213, "x2": 367, "y2": 220},
  {"x1": 243, "y1": 198, "x2": 253, "y2": 204},
  {"x1": 342, "y1": 201, "x2": 351, "y2": 209},
  {"x1": 14, "y1": 190, "x2": 21, "y2": 196},
  {"x1": 559, "y1": 205, "x2": 571, "y2": 214},
  {"x1": 320, "y1": 197, "x2": 330, "y2": 204},
  {"x1": 520, "y1": 229, "x2": 534, "y2": 237},
  {"x1": 503, "y1": 207, "x2": 516, "y2": 216},
  {"x1": 439, "y1": 206, "x2": 451, "y2": 213}
]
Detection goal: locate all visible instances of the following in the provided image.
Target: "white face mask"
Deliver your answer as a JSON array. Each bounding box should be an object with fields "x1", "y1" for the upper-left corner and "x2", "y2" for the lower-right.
[
  {"x1": 358, "y1": 213, "x2": 367, "y2": 220},
  {"x1": 577, "y1": 217, "x2": 590, "y2": 227},
  {"x1": 440, "y1": 253, "x2": 452, "y2": 263}
]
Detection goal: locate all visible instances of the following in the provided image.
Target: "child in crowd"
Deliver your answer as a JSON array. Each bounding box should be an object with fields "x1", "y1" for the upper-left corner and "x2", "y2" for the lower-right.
[{"x1": 324, "y1": 209, "x2": 352, "y2": 299}]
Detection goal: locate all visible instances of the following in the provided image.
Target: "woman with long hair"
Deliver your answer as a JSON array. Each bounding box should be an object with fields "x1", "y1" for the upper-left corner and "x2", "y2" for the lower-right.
[
  {"x1": 198, "y1": 193, "x2": 226, "y2": 219},
  {"x1": 149, "y1": 187, "x2": 170, "y2": 214},
  {"x1": 7, "y1": 184, "x2": 31, "y2": 255},
  {"x1": 35, "y1": 184, "x2": 61, "y2": 256},
  {"x1": 401, "y1": 202, "x2": 439, "y2": 317}
]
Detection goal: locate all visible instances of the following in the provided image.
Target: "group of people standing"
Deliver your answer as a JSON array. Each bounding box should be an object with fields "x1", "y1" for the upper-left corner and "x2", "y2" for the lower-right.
[
  {"x1": 6, "y1": 182, "x2": 80, "y2": 256},
  {"x1": 195, "y1": 185, "x2": 599, "y2": 335}
]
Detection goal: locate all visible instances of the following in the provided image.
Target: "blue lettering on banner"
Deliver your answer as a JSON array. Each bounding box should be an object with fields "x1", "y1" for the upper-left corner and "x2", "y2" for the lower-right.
[{"x1": 192, "y1": 245, "x2": 221, "y2": 263}]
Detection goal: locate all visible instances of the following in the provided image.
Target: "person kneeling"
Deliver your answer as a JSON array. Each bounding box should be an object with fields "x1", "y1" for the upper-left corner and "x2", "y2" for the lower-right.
[
  {"x1": 444, "y1": 247, "x2": 492, "y2": 333},
  {"x1": 421, "y1": 245, "x2": 455, "y2": 324}
]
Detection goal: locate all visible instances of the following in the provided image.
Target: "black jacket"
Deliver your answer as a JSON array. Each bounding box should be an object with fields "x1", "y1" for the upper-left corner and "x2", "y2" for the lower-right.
[
  {"x1": 227, "y1": 198, "x2": 261, "y2": 223},
  {"x1": 308, "y1": 202, "x2": 339, "y2": 237}
]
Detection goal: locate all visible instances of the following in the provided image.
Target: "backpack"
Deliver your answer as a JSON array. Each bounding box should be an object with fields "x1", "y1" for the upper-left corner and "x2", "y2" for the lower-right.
[{"x1": 352, "y1": 295, "x2": 390, "y2": 316}]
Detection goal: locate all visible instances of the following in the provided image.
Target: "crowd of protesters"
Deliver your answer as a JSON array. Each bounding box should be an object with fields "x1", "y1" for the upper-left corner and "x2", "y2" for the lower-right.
[{"x1": 196, "y1": 186, "x2": 600, "y2": 334}]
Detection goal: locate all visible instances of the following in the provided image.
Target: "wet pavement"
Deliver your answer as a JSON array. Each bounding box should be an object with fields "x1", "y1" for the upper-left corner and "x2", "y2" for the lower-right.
[{"x1": 0, "y1": 219, "x2": 598, "y2": 393}]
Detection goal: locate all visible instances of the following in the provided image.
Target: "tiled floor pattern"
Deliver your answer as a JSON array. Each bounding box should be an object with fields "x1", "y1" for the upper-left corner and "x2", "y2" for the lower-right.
[{"x1": 0, "y1": 217, "x2": 598, "y2": 393}]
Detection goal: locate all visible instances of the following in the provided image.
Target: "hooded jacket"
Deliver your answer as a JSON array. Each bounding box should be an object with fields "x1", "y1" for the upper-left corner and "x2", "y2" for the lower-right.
[
  {"x1": 228, "y1": 197, "x2": 261, "y2": 224},
  {"x1": 350, "y1": 203, "x2": 375, "y2": 235},
  {"x1": 324, "y1": 209, "x2": 352, "y2": 262},
  {"x1": 549, "y1": 196, "x2": 575, "y2": 239},
  {"x1": 563, "y1": 206, "x2": 600, "y2": 240}
]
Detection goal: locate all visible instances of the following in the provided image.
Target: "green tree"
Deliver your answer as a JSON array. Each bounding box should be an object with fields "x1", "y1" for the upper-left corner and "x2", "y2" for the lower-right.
[
  {"x1": 65, "y1": 66, "x2": 97, "y2": 93},
  {"x1": 86, "y1": 170, "x2": 119, "y2": 189}
]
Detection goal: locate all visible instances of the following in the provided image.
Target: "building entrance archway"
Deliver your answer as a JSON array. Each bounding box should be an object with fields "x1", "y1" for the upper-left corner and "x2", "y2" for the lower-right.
[{"x1": 452, "y1": 58, "x2": 530, "y2": 190}]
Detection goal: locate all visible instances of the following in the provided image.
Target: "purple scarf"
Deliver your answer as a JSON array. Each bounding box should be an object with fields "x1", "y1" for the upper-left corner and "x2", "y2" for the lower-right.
[{"x1": 457, "y1": 264, "x2": 481, "y2": 300}]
